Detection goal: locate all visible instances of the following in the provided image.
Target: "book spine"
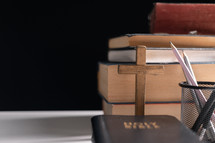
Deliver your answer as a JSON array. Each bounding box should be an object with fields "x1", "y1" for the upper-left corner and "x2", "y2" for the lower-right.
[{"x1": 91, "y1": 116, "x2": 112, "y2": 143}]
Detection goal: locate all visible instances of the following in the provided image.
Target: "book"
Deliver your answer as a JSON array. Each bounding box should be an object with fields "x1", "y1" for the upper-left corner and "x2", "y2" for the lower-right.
[
  {"x1": 91, "y1": 115, "x2": 204, "y2": 143},
  {"x1": 108, "y1": 34, "x2": 215, "y2": 49},
  {"x1": 149, "y1": 3, "x2": 215, "y2": 35},
  {"x1": 108, "y1": 48, "x2": 215, "y2": 63},
  {"x1": 98, "y1": 62, "x2": 215, "y2": 103},
  {"x1": 102, "y1": 100, "x2": 181, "y2": 120}
]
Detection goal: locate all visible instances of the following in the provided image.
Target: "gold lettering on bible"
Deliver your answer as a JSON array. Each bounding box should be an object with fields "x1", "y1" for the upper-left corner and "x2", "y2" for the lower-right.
[{"x1": 124, "y1": 121, "x2": 160, "y2": 129}]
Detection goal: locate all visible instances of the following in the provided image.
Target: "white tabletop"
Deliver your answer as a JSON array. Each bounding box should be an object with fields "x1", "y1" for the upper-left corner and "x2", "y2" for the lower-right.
[{"x1": 0, "y1": 110, "x2": 103, "y2": 143}]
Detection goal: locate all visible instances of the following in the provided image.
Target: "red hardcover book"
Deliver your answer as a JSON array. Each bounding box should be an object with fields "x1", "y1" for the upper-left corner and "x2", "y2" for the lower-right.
[{"x1": 149, "y1": 3, "x2": 215, "y2": 35}]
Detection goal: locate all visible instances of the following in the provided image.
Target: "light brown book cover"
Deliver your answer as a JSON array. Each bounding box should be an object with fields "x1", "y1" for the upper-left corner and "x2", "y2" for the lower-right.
[
  {"x1": 102, "y1": 100, "x2": 181, "y2": 120},
  {"x1": 109, "y1": 34, "x2": 215, "y2": 49},
  {"x1": 98, "y1": 62, "x2": 215, "y2": 103}
]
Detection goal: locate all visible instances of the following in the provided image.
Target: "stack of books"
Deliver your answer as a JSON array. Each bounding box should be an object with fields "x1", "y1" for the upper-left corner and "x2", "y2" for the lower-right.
[{"x1": 97, "y1": 3, "x2": 215, "y2": 120}]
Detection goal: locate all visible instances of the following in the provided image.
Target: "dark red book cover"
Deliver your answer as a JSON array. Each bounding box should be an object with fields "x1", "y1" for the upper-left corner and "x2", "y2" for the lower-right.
[{"x1": 149, "y1": 3, "x2": 215, "y2": 35}]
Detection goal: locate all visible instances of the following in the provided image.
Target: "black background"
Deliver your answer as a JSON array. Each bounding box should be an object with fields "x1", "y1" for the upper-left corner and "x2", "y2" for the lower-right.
[{"x1": 0, "y1": 1, "x2": 212, "y2": 110}]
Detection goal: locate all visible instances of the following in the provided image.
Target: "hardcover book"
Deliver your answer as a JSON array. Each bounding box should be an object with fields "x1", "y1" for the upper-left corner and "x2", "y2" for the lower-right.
[
  {"x1": 91, "y1": 115, "x2": 205, "y2": 143},
  {"x1": 108, "y1": 34, "x2": 215, "y2": 49},
  {"x1": 98, "y1": 62, "x2": 215, "y2": 103},
  {"x1": 102, "y1": 100, "x2": 181, "y2": 120},
  {"x1": 149, "y1": 3, "x2": 215, "y2": 35}
]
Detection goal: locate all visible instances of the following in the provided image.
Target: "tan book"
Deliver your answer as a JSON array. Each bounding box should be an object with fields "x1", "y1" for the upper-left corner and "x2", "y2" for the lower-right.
[
  {"x1": 102, "y1": 100, "x2": 181, "y2": 120},
  {"x1": 98, "y1": 62, "x2": 215, "y2": 103},
  {"x1": 109, "y1": 34, "x2": 215, "y2": 49}
]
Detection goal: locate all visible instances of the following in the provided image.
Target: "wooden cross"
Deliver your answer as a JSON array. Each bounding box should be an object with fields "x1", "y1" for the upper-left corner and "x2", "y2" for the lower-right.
[{"x1": 118, "y1": 45, "x2": 164, "y2": 115}]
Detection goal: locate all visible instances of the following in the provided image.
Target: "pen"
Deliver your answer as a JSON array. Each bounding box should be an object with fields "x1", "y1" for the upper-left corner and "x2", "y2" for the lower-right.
[
  {"x1": 170, "y1": 42, "x2": 208, "y2": 110},
  {"x1": 170, "y1": 42, "x2": 215, "y2": 140},
  {"x1": 192, "y1": 90, "x2": 215, "y2": 132},
  {"x1": 199, "y1": 102, "x2": 215, "y2": 141},
  {"x1": 183, "y1": 51, "x2": 201, "y2": 111},
  {"x1": 183, "y1": 51, "x2": 215, "y2": 140}
]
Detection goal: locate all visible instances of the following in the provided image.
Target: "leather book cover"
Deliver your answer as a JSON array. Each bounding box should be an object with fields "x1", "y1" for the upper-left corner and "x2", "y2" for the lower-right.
[
  {"x1": 149, "y1": 3, "x2": 215, "y2": 35},
  {"x1": 91, "y1": 115, "x2": 206, "y2": 143}
]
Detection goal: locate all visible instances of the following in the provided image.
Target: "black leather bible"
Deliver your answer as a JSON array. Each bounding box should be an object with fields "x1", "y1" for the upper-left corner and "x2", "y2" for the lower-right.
[{"x1": 91, "y1": 115, "x2": 206, "y2": 143}]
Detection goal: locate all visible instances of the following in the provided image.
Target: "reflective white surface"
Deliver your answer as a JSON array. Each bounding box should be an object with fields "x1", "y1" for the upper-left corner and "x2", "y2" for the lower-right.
[{"x1": 0, "y1": 111, "x2": 103, "y2": 143}]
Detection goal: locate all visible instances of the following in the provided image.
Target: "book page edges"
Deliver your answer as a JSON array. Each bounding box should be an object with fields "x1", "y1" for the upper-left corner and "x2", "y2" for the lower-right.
[{"x1": 98, "y1": 63, "x2": 109, "y2": 100}]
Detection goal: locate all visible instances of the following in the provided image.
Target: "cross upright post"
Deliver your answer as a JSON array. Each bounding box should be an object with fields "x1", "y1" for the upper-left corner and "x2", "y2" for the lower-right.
[{"x1": 118, "y1": 45, "x2": 164, "y2": 115}]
